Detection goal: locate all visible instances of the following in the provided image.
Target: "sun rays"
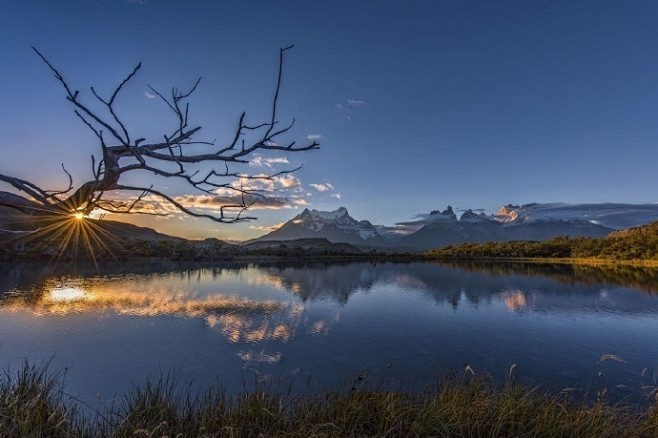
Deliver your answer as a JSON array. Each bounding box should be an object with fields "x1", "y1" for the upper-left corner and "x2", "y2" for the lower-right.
[{"x1": 1, "y1": 206, "x2": 126, "y2": 265}]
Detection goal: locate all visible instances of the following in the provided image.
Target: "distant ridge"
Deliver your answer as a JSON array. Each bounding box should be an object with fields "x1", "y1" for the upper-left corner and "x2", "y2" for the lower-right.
[{"x1": 252, "y1": 203, "x2": 658, "y2": 251}]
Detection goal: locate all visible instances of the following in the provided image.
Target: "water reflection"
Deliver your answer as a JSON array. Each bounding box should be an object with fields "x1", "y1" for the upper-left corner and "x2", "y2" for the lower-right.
[
  {"x1": 2, "y1": 261, "x2": 658, "y2": 317},
  {"x1": 257, "y1": 264, "x2": 377, "y2": 303},
  {"x1": 250, "y1": 262, "x2": 658, "y2": 315},
  {"x1": 1, "y1": 281, "x2": 285, "y2": 318},
  {"x1": 1, "y1": 260, "x2": 657, "y2": 399},
  {"x1": 49, "y1": 287, "x2": 88, "y2": 302},
  {"x1": 208, "y1": 313, "x2": 297, "y2": 344},
  {"x1": 501, "y1": 290, "x2": 527, "y2": 311}
]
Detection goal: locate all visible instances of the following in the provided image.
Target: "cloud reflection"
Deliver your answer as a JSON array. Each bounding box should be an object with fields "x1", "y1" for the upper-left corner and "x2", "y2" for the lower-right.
[
  {"x1": 1, "y1": 283, "x2": 284, "y2": 318},
  {"x1": 500, "y1": 290, "x2": 527, "y2": 312},
  {"x1": 208, "y1": 314, "x2": 294, "y2": 344}
]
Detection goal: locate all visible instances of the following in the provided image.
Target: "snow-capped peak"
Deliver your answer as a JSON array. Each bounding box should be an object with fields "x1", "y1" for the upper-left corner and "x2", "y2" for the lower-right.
[
  {"x1": 302, "y1": 206, "x2": 349, "y2": 221},
  {"x1": 289, "y1": 207, "x2": 382, "y2": 240}
]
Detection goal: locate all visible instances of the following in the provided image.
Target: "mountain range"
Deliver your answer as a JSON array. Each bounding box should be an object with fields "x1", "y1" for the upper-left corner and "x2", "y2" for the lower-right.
[
  {"x1": 3, "y1": 188, "x2": 658, "y2": 255},
  {"x1": 253, "y1": 203, "x2": 658, "y2": 251}
]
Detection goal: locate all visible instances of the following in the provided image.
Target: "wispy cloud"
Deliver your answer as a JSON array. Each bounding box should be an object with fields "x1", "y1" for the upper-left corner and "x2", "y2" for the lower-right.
[
  {"x1": 248, "y1": 154, "x2": 290, "y2": 168},
  {"x1": 336, "y1": 103, "x2": 353, "y2": 120},
  {"x1": 306, "y1": 134, "x2": 324, "y2": 141},
  {"x1": 347, "y1": 98, "x2": 367, "y2": 107},
  {"x1": 144, "y1": 89, "x2": 157, "y2": 99},
  {"x1": 250, "y1": 222, "x2": 285, "y2": 232},
  {"x1": 331, "y1": 193, "x2": 342, "y2": 200},
  {"x1": 309, "y1": 183, "x2": 335, "y2": 192},
  {"x1": 336, "y1": 98, "x2": 368, "y2": 120}
]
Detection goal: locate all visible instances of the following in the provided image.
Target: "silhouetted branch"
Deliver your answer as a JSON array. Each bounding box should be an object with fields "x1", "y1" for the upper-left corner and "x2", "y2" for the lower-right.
[{"x1": 0, "y1": 46, "x2": 318, "y2": 223}]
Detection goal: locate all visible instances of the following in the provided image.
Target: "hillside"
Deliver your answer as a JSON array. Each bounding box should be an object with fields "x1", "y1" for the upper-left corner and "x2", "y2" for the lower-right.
[
  {"x1": 0, "y1": 201, "x2": 239, "y2": 261},
  {"x1": 425, "y1": 221, "x2": 658, "y2": 261}
]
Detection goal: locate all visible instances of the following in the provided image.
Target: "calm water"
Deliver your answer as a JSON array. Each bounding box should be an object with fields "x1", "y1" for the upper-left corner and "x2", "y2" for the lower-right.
[{"x1": 0, "y1": 261, "x2": 657, "y2": 403}]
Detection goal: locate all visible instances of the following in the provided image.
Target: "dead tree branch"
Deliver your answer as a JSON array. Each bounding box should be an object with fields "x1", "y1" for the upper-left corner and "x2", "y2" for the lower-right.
[{"x1": 0, "y1": 46, "x2": 319, "y2": 223}]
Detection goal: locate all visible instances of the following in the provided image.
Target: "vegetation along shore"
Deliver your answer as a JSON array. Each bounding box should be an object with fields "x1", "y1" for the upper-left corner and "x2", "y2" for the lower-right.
[
  {"x1": 424, "y1": 221, "x2": 658, "y2": 264},
  {"x1": 2, "y1": 362, "x2": 658, "y2": 437}
]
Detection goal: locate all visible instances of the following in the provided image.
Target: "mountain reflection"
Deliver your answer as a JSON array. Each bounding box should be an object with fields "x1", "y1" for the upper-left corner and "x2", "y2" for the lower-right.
[
  {"x1": 2, "y1": 261, "x2": 658, "y2": 321},
  {"x1": 256, "y1": 262, "x2": 658, "y2": 314},
  {"x1": 257, "y1": 264, "x2": 377, "y2": 304}
]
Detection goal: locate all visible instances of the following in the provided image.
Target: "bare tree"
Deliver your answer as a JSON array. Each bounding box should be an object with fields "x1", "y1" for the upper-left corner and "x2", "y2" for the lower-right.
[{"x1": 0, "y1": 45, "x2": 319, "y2": 225}]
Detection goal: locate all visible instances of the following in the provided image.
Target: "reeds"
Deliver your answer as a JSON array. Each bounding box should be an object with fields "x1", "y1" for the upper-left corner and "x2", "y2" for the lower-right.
[{"x1": 1, "y1": 362, "x2": 657, "y2": 437}]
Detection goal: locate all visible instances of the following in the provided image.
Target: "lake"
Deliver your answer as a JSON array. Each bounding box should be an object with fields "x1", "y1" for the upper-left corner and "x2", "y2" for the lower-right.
[{"x1": 0, "y1": 261, "x2": 657, "y2": 404}]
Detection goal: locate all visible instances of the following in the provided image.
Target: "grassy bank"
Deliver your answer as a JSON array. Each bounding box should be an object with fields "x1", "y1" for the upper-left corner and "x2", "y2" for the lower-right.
[
  {"x1": 425, "y1": 221, "x2": 658, "y2": 266},
  {"x1": 2, "y1": 363, "x2": 657, "y2": 437}
]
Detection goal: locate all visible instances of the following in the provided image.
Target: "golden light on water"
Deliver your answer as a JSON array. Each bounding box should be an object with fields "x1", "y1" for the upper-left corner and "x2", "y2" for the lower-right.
[
  {"x1": 1, "y1": 281, "x2": 287, "y2": 319},
  {"x1": 49, "y1": 287, "x2": 90, "y2": 302}
]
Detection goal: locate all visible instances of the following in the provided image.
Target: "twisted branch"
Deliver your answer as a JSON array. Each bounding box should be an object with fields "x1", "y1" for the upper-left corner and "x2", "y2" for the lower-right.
[{"x1": 0, "y1": 46, "x2": 318, "y2": 224}]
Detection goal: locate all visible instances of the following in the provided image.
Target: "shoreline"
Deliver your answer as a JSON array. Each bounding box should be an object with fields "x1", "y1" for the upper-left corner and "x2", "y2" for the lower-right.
[{"x1": 2, "y1": 253, "x2": 658, "y2": 267}]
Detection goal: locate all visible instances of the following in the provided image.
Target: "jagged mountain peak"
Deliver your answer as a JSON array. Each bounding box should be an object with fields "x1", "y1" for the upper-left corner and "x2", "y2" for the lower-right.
[
  {"x1": 460, "y1": 209, "x2": 483, "y2": 222},
  {"x1": 299, "y1": 206, "x2": 349, "y2": 220},
  {"x1": 427, "y1": 205, "x2": 458, "y2": 222},
  {"x1": 256, "y1": 206, "x2": 384, "y2": 244}
]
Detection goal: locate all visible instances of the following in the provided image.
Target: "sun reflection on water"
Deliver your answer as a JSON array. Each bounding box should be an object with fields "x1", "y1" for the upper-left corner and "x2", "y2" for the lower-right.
[
  {"x1": 0, "y1": 272, "x2": 337, "y2": 348},
  {"x1": 49, "y1": 287, "x2": 91, "y2": 302}
]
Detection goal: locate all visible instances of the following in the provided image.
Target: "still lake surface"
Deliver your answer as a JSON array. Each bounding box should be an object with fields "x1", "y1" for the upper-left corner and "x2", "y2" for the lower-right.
[{"x1": 0, "y1": 261, "x2": 657, "y2": 402}]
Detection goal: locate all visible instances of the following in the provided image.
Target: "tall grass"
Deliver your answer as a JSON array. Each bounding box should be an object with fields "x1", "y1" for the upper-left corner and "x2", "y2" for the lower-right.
[
  {"x1": 1, "y1": 362, "x2": 657, "y2": 437},
  {"x1": 0, "y1": 360, "x2": 86, "y2": 436}
]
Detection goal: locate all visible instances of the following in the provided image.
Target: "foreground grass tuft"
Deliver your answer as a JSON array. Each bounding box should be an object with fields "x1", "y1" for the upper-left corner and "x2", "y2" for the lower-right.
[
  {"x1": 1, "y1": 363, "x2": 657, "y2": 437},
  {"x1": 0, "y1": 360, "x2": 84, "y2": 436}
]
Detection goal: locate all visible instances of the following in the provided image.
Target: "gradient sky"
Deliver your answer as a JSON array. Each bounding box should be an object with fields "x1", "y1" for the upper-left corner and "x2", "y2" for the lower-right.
[{"x1": 1, "y1": 0, "x2": 658, "y2": 240}]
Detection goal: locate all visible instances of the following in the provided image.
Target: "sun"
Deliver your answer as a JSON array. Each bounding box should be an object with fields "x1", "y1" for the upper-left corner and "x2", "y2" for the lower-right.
[{"x1": 73, "y1": 212, "x2": 85, "y2": 220}]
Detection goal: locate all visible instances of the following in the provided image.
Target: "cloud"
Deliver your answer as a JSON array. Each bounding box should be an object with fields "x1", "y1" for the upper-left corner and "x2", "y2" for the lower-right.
[
  {"x1": 174, "y1": 193, "x2": 292, "y2": 210},
  {"x1": 336, "y1": 103, "x2": 353, "y2": 120},
  {"x1": 309, "y1": 183, "x2": 335, "y2": 192},
  {"x1": 347, "y1": 98, "x2": 368, "y2": 107},
  {"x1": 382, "y1": 224, "x2": 424, "y2": 235},
  {"x1": 249, "y1": 155, "x2": 290, "y2": 168},
  {"x1": 250, "y1": 222, "x2": 285, "y2": 232},
  {"x1": 336, "y1": 98, "x2": 368, "y2": 120},
  {"x1": 306, "y1": 134, "x2": 324, "y2": 141},
  {"x1": 292, "y1": 198, "x2": 309, "y2": 206},
  {"x1": 144, "y1": 89, "x2": 157, "y2": 99},
  {"x1": 275, "y1": 174, "x2": 301, "y2": 190},
  {"x1": 331, "y1": 193, "x2": 342, "y2": 200}
]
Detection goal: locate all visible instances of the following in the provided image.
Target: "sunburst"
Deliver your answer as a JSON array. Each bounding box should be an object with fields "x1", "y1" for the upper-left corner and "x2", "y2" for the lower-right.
[{"x1": 2, "y1": 206, "x2": 126, "y2": 266}]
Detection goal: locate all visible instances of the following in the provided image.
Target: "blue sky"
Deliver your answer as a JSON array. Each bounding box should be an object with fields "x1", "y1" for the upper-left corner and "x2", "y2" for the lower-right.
[{"x1": 1, "y1": 0, "x2": 657, "y2": 240}]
